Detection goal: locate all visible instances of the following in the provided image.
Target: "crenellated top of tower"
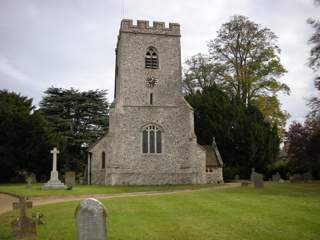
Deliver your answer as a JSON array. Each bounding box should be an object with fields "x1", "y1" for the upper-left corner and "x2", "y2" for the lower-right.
[{"x1": 120, "y1": 19, "x2": 180, "y2": 36}]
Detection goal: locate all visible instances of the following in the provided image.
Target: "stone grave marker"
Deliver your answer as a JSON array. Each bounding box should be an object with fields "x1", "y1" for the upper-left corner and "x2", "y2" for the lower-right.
[
  {"x1": 32, "y1": 212, "x2": 44, "y2": 225},
  {"x1": 26, "y1": 176, "x2": 33, "y2": 189},
  {"x1": 272, "y1": 172, "x2": 281, "y2": 182},
  {"x1": 303, "y1": 172, "x2": 312, "y2": 182},
  {"x1": 234, "y1": 174, "x2": 240, "y2": 181},
  {"x1": 75, "y1": 198, "x2": 107, "y2": 240},
  {"x1": 241, "y1": 181, "x2": 250, "y2": 187},
  {"x1": 250, "y1": 168, "x2": 255, "y2": 181},
  {"x1": 290, "y1": 173, "x2": 302, "y2": 182},
  {"x1": 30, "y1": 173, "x2": 37, "y2": 183},
  {"x1": 252, "y1": 172, "x2": 264, "y2": 188},
  {"x1": 11, "y1": 196, "x2": 37, "y2": 239},
  {"x1": 65, "y1": 171, "x2": 76, "y2": 187}
]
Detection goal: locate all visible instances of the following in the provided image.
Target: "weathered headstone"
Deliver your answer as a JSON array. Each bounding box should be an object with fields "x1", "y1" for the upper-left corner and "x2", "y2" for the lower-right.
[
  {"x1": 32, "y1": 212, "x2": 44, "y2": 225},
  {"x1": 65, "y1": 171, "x2": 76, "y2": 187},
  {"x1": 30, "y1": 173, "x2": 37, "y2": 183},
  {"x1": 241, "y1": 181, "x2": 250, "y2": 187},
  {"x1": 234, "y1": 174, "x2": 240, "y2": 181},
  {"x1": 250, "y1": 168, "x2": 255, "y2": 181},
  {"x1": 290, "y1": 173, "x2": 302, "y2": 183},
  {"x1": 43, "y1": 147, "x2": 65, "y2": 189},
  {"x1": 272, "y1": 172, "x2": 281, "y2": 182},
  {"x1": 303, "y1": 172, "x2": 312, "y2": 182},
  {"x1": 75, "y1": 198, "x2": 107, "y2": 240},
  {"x1": 11, "y1": 196, "x2": 36, "y2": 239},
  {"x1": 252, "y1": 172, "x2": 264, "y2": 188},
  {"x1": 26, "y1": 176, "x2": 32, "y2": 189}
]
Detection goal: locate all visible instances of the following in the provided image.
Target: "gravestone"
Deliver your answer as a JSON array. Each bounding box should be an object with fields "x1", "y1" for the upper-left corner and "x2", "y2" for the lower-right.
[
  {"x1": 26, "y1": 176, "x2": 32, "y2": 189},
  {"x1": 290, "y1": 174, "x2": 302, "y2": 182},
  {"x1": 272, "y1": 172, "x2": 281, "y2": 182},
  {"x1": 43, "y1": 147, "x2": 65, "y2": 189},
  {"x1": 250, "y1": 168, "x2": 255, "y2": 181},
  {"x1": 11, "y1": 196, "x2": 36, "y2": 239},
  {"x1": 241, "y1": 181, "x2": 250, "y2": 187},
  {"x1": 252, "y1": 172, "x2": 264, "y2": 188},
  {"x1": 32, "y1": 212, "x2": 44, "y2": 225},
  {"x1": 30, "y1": 173, "x2": 37, "y2": 183},
  {"x1": 65, "y1": 171, "x2": 76, "y2": 187},
  {"x1": 303, "y1": 172, "x2": 312, "y2": 182},
  {"x1": 75, "y1": 198, "x2": 107, "y2": 240},
  {"x1": 234, "y1": 174, "x2": 240, "y2": 181}
]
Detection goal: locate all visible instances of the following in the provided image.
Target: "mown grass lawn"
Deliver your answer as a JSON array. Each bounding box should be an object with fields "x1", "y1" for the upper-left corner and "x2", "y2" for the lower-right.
[
  {"x1": 0, "y1": 183, "x2": 215, "y2": 197},
  {"x1": 0, "y1": 182, "x2": 320, "y2": 240}
]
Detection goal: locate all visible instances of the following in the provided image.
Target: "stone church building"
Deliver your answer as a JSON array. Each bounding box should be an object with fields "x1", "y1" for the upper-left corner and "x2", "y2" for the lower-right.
[{"x1": 88, "y1": 19, "x2": 223, "y2": 185}]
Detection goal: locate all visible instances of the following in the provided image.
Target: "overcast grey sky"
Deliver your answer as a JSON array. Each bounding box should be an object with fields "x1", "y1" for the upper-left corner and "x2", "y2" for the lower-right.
[{"x1": 0, "y1": 0, "x2": 319, "y2": 125}]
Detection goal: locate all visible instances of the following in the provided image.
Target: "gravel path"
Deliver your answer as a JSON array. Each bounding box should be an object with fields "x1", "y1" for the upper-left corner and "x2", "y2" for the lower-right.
[{"x1": 0, "y1": 182, "x2": 240, "y2": 215}]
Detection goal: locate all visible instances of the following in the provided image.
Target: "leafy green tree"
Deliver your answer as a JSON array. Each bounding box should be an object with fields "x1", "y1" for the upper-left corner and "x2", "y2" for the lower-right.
[
  {"x1": 186, "y1": 86, "x2": 279, "y2": 179},
  {"x1": 252, "y1": 95, "x2": 290, "y2": 139},
  {"x1": 0, "y1": 90, "x2": 62, "y2": 182},
  {"x1": 183, "y1": 16, "x2": 290, "y2": 139},
  {"x1": 183, "y1": 53, "x2": 218, "y2": 94},
  {"x1": 39, "y1": 87, "x2": 109, "y2": 173},
  {"x1": 208, "y1": 15, "x2": 289, "y2": 105}
]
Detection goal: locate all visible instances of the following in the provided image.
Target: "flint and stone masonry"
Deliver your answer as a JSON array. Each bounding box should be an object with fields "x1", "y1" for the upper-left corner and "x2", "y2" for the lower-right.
[{"x1": 88, "y1": 19, "x2": 222, "y2": 185}]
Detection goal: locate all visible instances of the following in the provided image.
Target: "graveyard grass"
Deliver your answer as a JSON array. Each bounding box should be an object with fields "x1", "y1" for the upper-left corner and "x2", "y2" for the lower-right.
[
  {"x1": 1, "y1": 182, "x2": 320, "y2": 240},
  {"x1": 0, "y1": 183, "x2": 216, "y2": 197}
]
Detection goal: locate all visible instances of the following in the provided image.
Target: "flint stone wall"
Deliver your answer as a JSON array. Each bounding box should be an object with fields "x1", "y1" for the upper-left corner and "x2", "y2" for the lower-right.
[
  {"x1": 89, "y1": 19, "x2": 207, "y2": 185},
  {"x1": 206, "y1": 168, "x2": 224, "y2": 183}
]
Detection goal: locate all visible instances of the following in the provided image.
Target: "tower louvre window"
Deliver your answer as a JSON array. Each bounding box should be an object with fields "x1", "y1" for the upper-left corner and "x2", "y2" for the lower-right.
[
  {"x1": 142, "y1": 125, "x2": 162, "y2": 154},
  {"x1": 145, "y1": 47, "x2": 158, "y2": 69}
]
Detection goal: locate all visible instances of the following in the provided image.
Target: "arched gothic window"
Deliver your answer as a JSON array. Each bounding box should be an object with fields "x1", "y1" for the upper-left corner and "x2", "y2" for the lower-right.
[
  {"x1": 142, "y1": 125, "x2": 162, "y2": 153},
  {"x1": 101, "y1": 151, "x2": 106, "y2": 169},
  {"x1": 145, "y1": 47, "x2": 158, "y2": 69}
]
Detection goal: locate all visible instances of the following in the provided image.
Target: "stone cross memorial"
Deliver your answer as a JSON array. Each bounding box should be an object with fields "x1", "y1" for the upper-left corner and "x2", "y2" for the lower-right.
[
  {"x1": 11, "y1": 196, "x2": 37, "y2": 239},
  {"x1": 75, "y1": 198, "x2": 107, "y2": 240},
  {"x1": 43, "y1": 147, "x2": 65, "y2": 189}
]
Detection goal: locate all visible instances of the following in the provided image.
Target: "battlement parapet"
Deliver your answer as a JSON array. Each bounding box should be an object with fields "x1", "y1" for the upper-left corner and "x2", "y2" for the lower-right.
[{"x1": 120, "y1": 19, "x2": 180, "y2": 36}]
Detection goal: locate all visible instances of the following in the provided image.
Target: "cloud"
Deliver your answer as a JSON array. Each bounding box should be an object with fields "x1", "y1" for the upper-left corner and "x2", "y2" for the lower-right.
[
  {"x1": 0, "y1": 0, "x2": 318, "y2": 126},
  {"x1": 0, "y1": 55, "x2": 28, "y2": 81}
]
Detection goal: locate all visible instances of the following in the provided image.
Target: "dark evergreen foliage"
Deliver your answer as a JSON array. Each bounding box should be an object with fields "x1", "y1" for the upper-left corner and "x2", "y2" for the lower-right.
[
  {"x1": 39, "y1": 87, "x2": 109, "y2": 173},
  {"x1": 286, "y1": 121, "x2": 320, "y2": 179},
  {"x1": 0, "y1": 90, "x2": 62, "y2": 182},
  {"x1": 186, "y1": 86, "x2": 280, "y2": 179}
]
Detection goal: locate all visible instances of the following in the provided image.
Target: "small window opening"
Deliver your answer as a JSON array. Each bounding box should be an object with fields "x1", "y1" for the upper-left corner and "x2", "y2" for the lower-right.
[
  {"x1": 150, "y1": 93, "x2": 153, "y2": 105},
  {"x1": 101, "y1": 152, "x2": 106, "y2": 169}
]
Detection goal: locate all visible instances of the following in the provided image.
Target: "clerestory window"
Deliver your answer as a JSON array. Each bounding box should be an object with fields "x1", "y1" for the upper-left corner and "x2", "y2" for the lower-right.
[
  {"x1": 142, "y1": 125, "x2": 162, "y2": 154},
  {"x1": 145, "y1": 47, "x2": 158, "y2": 69}
]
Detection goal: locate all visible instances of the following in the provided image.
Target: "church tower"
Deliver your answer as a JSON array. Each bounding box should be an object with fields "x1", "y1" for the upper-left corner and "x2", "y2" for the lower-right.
[{"x1": 88, "y1": 20, "x2": 207, "y2": 185}]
